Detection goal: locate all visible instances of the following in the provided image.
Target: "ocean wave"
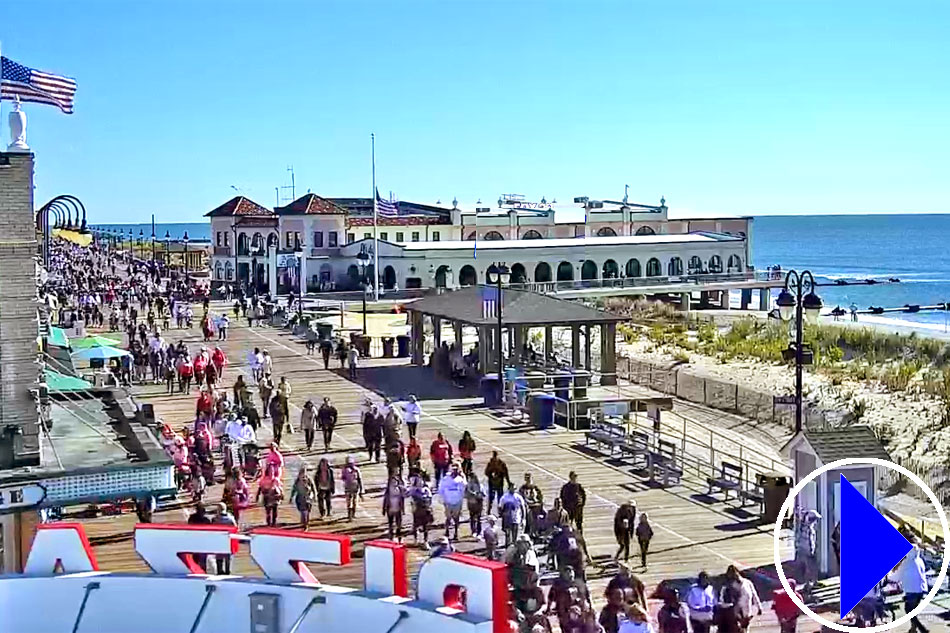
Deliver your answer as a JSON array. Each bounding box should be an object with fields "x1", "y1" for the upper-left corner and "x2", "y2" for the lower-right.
[{"x1": 814, "y1": 273, "x2": 950, "y2": 283}]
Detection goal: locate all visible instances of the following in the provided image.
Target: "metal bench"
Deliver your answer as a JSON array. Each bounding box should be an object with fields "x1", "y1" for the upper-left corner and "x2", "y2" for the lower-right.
[
  {"x1": 740, "y1": 479, "x2": 765, "y2": 510},
  {"x1": 648, "y1": 439, "x2": 683, "y2": 486},
  {"x1": 618, "y1": 430, "x2": 651, "y2": 469},
  {"x1": 707, "y1": 461, "x2": 743, "y2": 500},
  {"x1": 584, "y1": 420, "x2": 626, "y2": 455}
]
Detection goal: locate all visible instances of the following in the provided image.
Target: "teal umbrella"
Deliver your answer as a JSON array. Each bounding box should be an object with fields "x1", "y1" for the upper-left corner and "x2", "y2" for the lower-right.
[
  {"x1": 44, "y1": 369, "x2": 93, "y2": 392},
  {"x1": 47, "y1": 327, "x2": 70, "y2": 348},
  {"x1": 71, "y1": 335, "x2": 122, "y2": 350},
  {"x1": 71, "y1": 346, "x2": 130, "y2": 361}
]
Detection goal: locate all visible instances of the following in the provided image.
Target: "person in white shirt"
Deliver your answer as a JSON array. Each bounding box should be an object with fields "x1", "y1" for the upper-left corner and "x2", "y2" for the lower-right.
[
  {"x1": 686, "y1": 571, "x2": 716, "y2": 633},
  {"x1": 225, "y1": 417, "x2": 245, "y2": 442},
  {"x1": 438, "y1": 462, "x2": 467, "y2": 541},
  {"x1": 618, "y1": 603, "x2": 655, "y2": 633},
  {"x1": 721, "y1": 564, "x2": 762, "y2": 630},
  {"x1": 262, "y1": 350, "x2": 273, "y2": 377},
  {"x1": 898, "y1": 541, "x2": 930, "y2": 633},
  {"x1": 347, "y1": 345, "x2": 360, "y2": 379}
]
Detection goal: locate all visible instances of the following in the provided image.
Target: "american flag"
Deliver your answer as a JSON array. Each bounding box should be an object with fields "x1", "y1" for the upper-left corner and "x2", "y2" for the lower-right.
[
  {"x1": 1, "y1": 57, "x2": 77, "y2": 114},
  {"x1": 482, "y1": 285, "x2": 500, "y2": 319},
  {"x1": 375, "y1": 188, "x2": 399, "y2": 218}
]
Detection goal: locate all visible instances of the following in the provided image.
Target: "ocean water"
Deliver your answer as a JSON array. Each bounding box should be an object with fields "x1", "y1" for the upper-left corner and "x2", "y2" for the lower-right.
[
  {"x1": 93, "y1": 223, "x2": 210, "y2": 242},
  {"x1": 752, "y1": 214, "x2": 950, "y2": 330},
  {"x1": 100, "y1": 215, "x2": 950, "y2": 330}
]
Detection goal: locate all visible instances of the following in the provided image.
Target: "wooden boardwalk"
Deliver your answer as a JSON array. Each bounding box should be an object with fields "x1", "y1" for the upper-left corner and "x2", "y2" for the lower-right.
[{"x1": 73, "y1": 311, "x2": 806, "y2": 631}]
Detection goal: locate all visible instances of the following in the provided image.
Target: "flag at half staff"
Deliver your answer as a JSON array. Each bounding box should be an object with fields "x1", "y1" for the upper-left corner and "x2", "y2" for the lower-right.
[
  {"x1": 375, "y1": 188, "x2": 399, "y2": 218},
  {"x1": 1, "y1": 56, "x2": 77, "y2": 114}
]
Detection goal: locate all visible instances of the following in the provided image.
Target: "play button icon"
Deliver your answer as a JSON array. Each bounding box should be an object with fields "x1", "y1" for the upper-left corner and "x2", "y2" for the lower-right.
[{"x1": 839, "y1": 474, "x2": 912, "y2": 618}]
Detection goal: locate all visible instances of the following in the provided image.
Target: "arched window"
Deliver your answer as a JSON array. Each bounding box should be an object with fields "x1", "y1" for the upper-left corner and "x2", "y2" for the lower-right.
[
  {"x1": 521, "y1": 230, "x2": 543, "y2": 240},
  {"x1": 383, "y1": 265, "x2": 397, "y2": 290},
  {"x1": 596, "y1": 227, "x2": 617, "y2": 237},
  {"x1": 603, "y1": 259, "x2": 619, "y2": 279},
  {"x1": 459, "y1": 265, "x2": 477, "y2": 286},
  {"x1": 510, "y1": 263, "x2": 527, "y2": 284},
  {"x1": 225, "y1": 261, "x2": 234, "y2": 281},
  {"x1": 465, "y1": 231, "x2": 477, "y2": 241},
  {"x1": 534, "y1": 262, "x2": 552, "y2": 282},
  {"x1": 237, "y1": 233, "x2": 250, "y2": 256},
  {"x1": 556, "y1": 261, "x2": 574, "y2": 281},
  {"x1": 581, "y1": 260, "x2": 598, "y2": 280},
  {"x1": 635, "y1": 226, "x2": 656, "y2": 236},
  {"x1": 668, "y1": 257, "x2": 683, "y2": 276},
  {"x1": 215, "y1": 261, "x2": 223, "y2": 280},
  {"x1": 347, "y1": 265, "x2": 360, "y2": 288},
  {"x1": 625, "y1": 259, "x2": 641, "y2": 277},
  {"x1": 727, "y1": 255, "x2": 742, "y2": 272},
  {"x1": 688, "y1": 256, "x2": 703, "y2": 273},
  {"x1": 483, "y1": 231, "x2": 504, "y2": 241},
  {"x1": 709, "y1": 255, "x2": 723, "y2": 273},
  {"x1": 435, "y1": 265, "x2": 451, "y2": 288},
  {"x1": 251, "y1": 232, "x2": 264, "y2": 255},
  {"x1": 646, "y1": 258, "x2": 662, "y2": 277}
]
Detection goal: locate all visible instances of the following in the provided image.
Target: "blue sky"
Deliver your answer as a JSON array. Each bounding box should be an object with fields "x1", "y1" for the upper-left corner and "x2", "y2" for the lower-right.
[{"x1": 4, "y1": 1, "x2": 948, "y2": 222}]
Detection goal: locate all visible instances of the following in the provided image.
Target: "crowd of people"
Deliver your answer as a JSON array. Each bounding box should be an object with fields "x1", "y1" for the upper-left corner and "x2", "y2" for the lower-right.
[{"x1": 40, "y1": 237, "x2": 829, "y2": 633}]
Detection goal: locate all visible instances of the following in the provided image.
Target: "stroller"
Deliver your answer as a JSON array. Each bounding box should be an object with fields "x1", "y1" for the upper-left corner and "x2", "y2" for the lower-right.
[{"x1": 241, "y1": 443, "x2": 261, "y2": 479}]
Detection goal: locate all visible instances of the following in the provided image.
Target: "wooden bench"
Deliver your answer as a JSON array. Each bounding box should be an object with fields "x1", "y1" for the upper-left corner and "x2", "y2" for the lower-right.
[
  {"x1": 707, "y1": 461, "x2": 743, "y2": 500},
  {"x1": 648, "y1": 439, "x2": 683, "y2": 486},
  {"x1": 740, "y1": 482, "x2": 765, "y2": 511},
  {"x1": 584, "y1": 420, "x2": 627, "y2": 455},
  {"x1": 618, "y1": 430, "x2": 651, "y2": 469}
]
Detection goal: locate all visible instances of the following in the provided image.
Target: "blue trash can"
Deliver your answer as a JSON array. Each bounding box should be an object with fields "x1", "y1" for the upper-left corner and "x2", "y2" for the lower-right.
[
  {"x1": 480, "y1": 374, "x2": 502, "y2": 407},
  {"x1": 530, "y1": 394, "x2": 556, "y2": 429},
  {"x1": 553, "y1": 371, "x2": 572, "y2": 402}
]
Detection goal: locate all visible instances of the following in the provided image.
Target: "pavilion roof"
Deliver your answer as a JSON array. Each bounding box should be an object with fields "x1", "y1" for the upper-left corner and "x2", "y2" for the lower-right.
[{"x1": 405, "y1": 286, "x2": 626, "y2": 327}]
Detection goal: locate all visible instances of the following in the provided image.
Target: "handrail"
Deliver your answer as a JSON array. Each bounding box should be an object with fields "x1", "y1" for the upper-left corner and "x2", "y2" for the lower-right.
[
  {"x1": 71, "y1": 581, "x2": 100, "y2": 633},
  {"x1": 507, "y1": 270, "x2": 779, "y2": 294},
  {"x1": 188, "y1": 584, "x2": 216, "y2": 633},
  {"x1": 287, "y1": 595, "x2": 327, "y2": 633}
]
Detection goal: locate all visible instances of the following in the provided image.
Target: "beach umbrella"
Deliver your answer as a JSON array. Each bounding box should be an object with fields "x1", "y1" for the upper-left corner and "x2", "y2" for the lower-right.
[
  {"x1": 43, "y1": 369, "x2": 93, "y2": 393},
  {"x1": 71, "y1": 335, "x2": 122, "y2": 350},
  {"x1": 71, "y1": 346, "x2": 130, "y2": 361}
]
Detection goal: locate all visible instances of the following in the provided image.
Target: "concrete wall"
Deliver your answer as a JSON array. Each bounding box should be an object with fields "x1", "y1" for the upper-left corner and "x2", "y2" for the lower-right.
[{"x1": 0, "y1": 152, "x2": 40, "y2": 466}]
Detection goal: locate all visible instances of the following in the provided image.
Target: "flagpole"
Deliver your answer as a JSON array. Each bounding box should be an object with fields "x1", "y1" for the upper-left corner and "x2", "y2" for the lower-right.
[{"x1": 372, "y1": 133, "x2": 379, "y2": 302}]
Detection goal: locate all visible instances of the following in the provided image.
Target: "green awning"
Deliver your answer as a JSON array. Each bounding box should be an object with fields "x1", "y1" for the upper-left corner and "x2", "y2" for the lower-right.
[
  {"x1": 71, "y1": 335, "x2": 122, "y2": 350},
  {"x1": 44, "y1": 369, "x2": 93, "y2": 392},
  {"x1": 48, "y1": 327, "x2": 70, "y2": 348}
]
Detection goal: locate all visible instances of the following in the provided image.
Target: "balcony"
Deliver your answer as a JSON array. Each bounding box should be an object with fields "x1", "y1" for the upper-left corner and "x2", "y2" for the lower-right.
[{"x1": 213, "y1": 246, "x2": 232, "y2": 257}]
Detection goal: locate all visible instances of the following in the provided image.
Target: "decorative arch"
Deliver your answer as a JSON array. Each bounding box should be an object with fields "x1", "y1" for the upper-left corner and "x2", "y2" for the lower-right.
[
  {"x1": 635, "y1": 226, "x2": 656, "y2": 236},
  {"x1": 459, "y1": 265, "x2": 477, "y2": 286},
  {"x1": 709, "y1": 255, "x2": 723, "y2": 273},
  {"x1": 383, "y1": 265, "x2": 397, "y2": 290},
  {"x1": 625, "y1": 258, "x2": 641, "y2": 278},
  {"x1": 521, "y1": 230, "x2": 543, "y2": 240},
  {"x1": 727, "y1": 254, "x2": 742, "y2": 272},
  {"x1": 215, "y1": 261, "x2": 223, "y2": 280},
  {"x1": 534, "y1": 262, "x2": 552, "y2": 283},
  {"x1": 435, "y1": 265, "x2": 451, "y2": 288},
  {"x1": 602, "y1": 259, "x2": 620, "y2": 279},
  {"x1": 510, "y1": 263, "x2": 527, "y2": 284},
  {"x1": 646, "y1": 257, "x2": 662, "y2": 277},
  {"x1": 581, "y1": 260, "x2": 598, "y2": 280},
  {"x1": 225, "y1": 261, "x2": 234, "y2": 281},
  {"x1": 556, "y1": 261, "x2": 574, "y2": 282},
  {"x1": 483, "y1": 231, "x2": 504, "y2": 241},
  {"x1": 465, "y1": 231, "x2": 477, "y2": 241},
  {"x1": 688, "y1": 255, "x2": 703, "y2": 273},
  {"x1": 668, "y1": 257, "x2": 684, "y2": 276},
  {"x1": 596, "y1": 227, "x2": 617, "y2": 237}
]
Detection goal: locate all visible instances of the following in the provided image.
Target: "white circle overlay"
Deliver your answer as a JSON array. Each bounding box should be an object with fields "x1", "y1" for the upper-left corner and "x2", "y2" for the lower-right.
[{"x1": 772, "y1": 457, "x2": 949, "y2": 633}]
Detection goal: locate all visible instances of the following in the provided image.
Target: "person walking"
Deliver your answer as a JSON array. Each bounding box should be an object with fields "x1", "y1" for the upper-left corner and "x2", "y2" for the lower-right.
[
  {"x1": 257, "y1": 465, "x2": 284, "y2": 527},
  {"x1": 613, "y1": 500, "x2": 637, "y2": 562},
  {"x1": 636, "y1": 512, "x2": 654, "y2": 569},
  {"x1": 499, "y1": 483, "x2": 527, "y2": 547},
  {"x1": 269, "y1": 395, "x2": 286, "y2": 445},
  {"x1": 277, "y1": 377, "x2": 294, "y2": 432},
  {"x1": 458, "y1": 431, "x2": 476, "y2": 475},
  {"x1": 898, "y1": 539, "x2": 930, "y2": 633},
  {"x1": 382, "y1": 474, "x2": 408, "y2": 542},
  {"x1": 657, "y1": 588, "x2": 690, "y2": 633},
  {"x1": 214, "y1": 503, "x2": 237, "y2": 575},
  {"x1": 259, "y1": 375, "x2": 274, "y2": 417},
  {"x1": 685, "y1": 571, "x2": 716, "y2": 633},
  {"x1": 320, "y1": 339, "x2": 332, "y2": 369},
  {"x1": 484, "y1": 451, "x2": 512, "y2": 513},
  {"x1": 465, "y1": 471, "x2": 485, "y2": 537},
  {"x1": 362, "y1": 404, "x2": 384, "y2": 463},
  {"x1": 290, "y1": 466, "x2": 317, "y2": 528},
  {"x1": 300, "y1": 400, "x2": 317, "y2": 451},
  {"x1": 347, "y1": 344, "x2": 360, "y2": 379},
  {"x1": 341, "y1": 456, "x2": 364, "y2": 521},
  {"x1": 438, "y1": 462, "x2": 467, "y2": 541},
  {"x1": 314, "y1": 458, "x2": 335, "y2": 519},
  {"x1": 721, "y1": 564, "x2": 762, "y2": 633},
  {"x1": 430, "y1": 432, "x2": 453, "y2": 486},
  {"x1": 317, "y1": 397, "x2": 338, "y2": 451},
  {"x1": 518, "y1": 473, "x2": 544, "y2": 538},
  {"x1": 403, "y1": 394, "x2": 422, "y2": 439},
  {"x1": 186, "y1": 504, "x2": 213, "y2": 572},
  {"x1": 559, "y1": 471, "x2": 587, "y2": 533}
]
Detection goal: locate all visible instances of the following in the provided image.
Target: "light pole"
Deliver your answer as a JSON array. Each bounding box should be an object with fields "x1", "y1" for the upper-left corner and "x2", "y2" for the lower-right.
[
  {"x1": 127, "y1": 228, "x2": 133, "y2": 257},
  {"x1": 138, "y1": 229, "x2": 144, "y2": 260},
  {"x1": 294, "y1": 239, "x2": 304, "y2": 319},
  {"x1": 163, "y1": 230, "x2": 171, "y2": 269},
  {"x1": 182, "y1": 230, "x2": 190, "y2": 280},
  {"x1": 486, "y1": 263, "x2": 511, "y2": 398},
  {"x1": 776, "y1": 270, "x2": 823, "y2": 434},
  {"x1": 151, "y1": 229, "x2": 156, "y2": 263},
  {"x1": 356, "y1": 249, "x2": 370, "y2": 334}
]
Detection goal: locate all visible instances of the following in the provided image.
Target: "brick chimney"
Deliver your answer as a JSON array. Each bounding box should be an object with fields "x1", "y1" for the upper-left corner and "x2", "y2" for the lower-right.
[{"x1": 0, "y1": 152, "x2": 40, "y2": 468}]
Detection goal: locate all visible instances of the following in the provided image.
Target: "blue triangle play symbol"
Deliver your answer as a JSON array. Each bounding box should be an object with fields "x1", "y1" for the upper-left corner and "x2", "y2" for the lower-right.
[{"x1": 840, "y1": 474, "x2": 912, "y2": 618}]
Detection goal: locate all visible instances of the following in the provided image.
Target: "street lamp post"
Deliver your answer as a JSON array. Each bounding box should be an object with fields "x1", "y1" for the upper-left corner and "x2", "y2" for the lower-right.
[
  {"x1": 151, "y1": 229, "x2": 156, "y2": 263},
  {"x1": 356, "y1": 249, "x2": 370, "y2": 334},
  {"x1": 294, "y1": 240, "x2": 304, "y2": 319},
  {"x1": 182, "y1": 230, "x2": 190, "y2": 280},
  {"x1": 486, "y1": 263, "x2": 511, "y2": 399},
  {"x1": 138, "y1": 229, "x2": 144, "y2": 261},
  {"x1": 127, "y1": 228, "x2": 133, "y2": 258},
  {"x1": 163, "y1": 230, "x2": 171, "y2": 269},
  {"x1": 776, "y1": 270, "x2": 823, "y2": 434}
]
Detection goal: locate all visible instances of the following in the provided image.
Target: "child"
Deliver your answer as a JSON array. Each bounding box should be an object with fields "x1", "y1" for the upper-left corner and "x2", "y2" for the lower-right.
[{"x1": 481, "y1": 515, "x2": 500, "y2": 560}]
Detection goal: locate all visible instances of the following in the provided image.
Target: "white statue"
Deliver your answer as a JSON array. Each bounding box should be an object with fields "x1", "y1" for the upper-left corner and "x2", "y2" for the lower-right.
[{"x1": 7, "y1": 97, "x2": 29, "y2": 152}]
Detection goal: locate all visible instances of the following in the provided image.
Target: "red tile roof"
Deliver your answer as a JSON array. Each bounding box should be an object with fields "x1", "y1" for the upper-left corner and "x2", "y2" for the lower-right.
[
  {"x1": 205, "y1": 196, "x2": 273, "y2": 217},
  {"x1": 275, "y1": 194, "x2": 348, "y2": 216}
]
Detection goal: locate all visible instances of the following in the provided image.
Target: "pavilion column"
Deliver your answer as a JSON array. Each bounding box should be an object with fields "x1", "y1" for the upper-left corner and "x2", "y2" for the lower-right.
[
  {"x1": 478, "y1": 326, "x2": 491, "y2": 375},
  {"x1": 719, "y1": 290, "x2": 730, "y2": 310},
  {"x1": 454, "y1": 320, "x2": 463, "y2": 350},
  {"x1": 432, "y1": 316, "x2": 442, "y2": 348},
  {"x1": 759, "y1": 288, "x2": 771, "y2": 311},
  {"x1": 601, "y1": 323, "x2": 617, "y2": 385},
  {"x1": 410, "y1": 311, "x2": 425, "y2": 365},
  {"x1": 268, "y1": 249, "x2": 278, "y2": 296},
  {"x1": 544, "y1": 326, "x2": 553, "y2": 365},
  {"x1": 299, "y1": 249, "x2": 308, "y2": 295},
  {"x1": 584, "y1": 325, "x2": 592, "y2": 370},
  {"x1": 680, "y1": 293, "x2": 691, "y2": 313},
  {"x1": 571, "y1": 325, "x2": 581, "y2": 368},
  {"x1": 513, "y1": 326, "x2": 526, "y2": 366}
]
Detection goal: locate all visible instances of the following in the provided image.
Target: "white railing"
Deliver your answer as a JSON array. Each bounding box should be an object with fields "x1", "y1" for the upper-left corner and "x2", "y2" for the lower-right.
[{"x1": 508, "y1": 270, "x2": 778, "y2": 294}]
